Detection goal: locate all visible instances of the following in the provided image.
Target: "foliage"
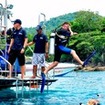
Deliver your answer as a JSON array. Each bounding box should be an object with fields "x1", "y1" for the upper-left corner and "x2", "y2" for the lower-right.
[
  {"x1": 0, "y1": 37, "x2": 6, "y2": 50},
  {"x1": 71, "y1": 10, "x2": 104, "y2": 32}
]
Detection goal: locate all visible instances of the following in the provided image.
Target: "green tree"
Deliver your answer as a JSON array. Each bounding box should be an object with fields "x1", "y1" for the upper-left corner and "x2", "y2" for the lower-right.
[{"x1": 72, "y1": 10, "x2": 104, "y2": 33}]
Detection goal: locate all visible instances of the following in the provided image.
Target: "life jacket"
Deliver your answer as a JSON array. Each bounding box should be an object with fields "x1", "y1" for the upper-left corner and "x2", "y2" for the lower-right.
[{"x1": 55, "y1": 28, "x2": 71, "y2": 46}]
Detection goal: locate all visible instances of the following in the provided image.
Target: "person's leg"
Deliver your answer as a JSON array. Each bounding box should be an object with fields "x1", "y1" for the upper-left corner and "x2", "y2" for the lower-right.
[
  {"x1": 31, "y1": 65, "x2": 37, "y2": 78},
  {"x1": 32, "y1": 53, "x2": 38, "y2": 78},
  {"x1": 39, "y1": 54, "x2": 46, "y2": 73},
  {"x1": 71, "y1": 50, "x2": 83, "y2": 65},
  {"x1": 44, "y1": 48, "x2": 61, "y2": 74},
  {"x1": 44, "y1": 61, "x2": 59, "y2": 74},
  {"x1": 8, "y1": 64, "x2": 13, "y2": 77},
  {"x1": 58, "y1": 45, "x2": 83, "y2": 65},
  {"x1": 8, "y1": 50, "x2": 17, "y2": 77},
  {"x1": 18, "y1": 52, "x2": 25, "y2": 79},
  {"x1": 20, "y1": 65, "x2": 25, "y2": 79}
]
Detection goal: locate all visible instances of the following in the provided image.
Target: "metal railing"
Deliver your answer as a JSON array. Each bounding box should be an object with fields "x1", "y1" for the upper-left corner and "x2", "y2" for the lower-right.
[
  {"x1": 0, "y1": 49, "x2": 4, "y2": 56},
  {"x1": 0, "y1": 55, "x2": 12, "y2": 77}
]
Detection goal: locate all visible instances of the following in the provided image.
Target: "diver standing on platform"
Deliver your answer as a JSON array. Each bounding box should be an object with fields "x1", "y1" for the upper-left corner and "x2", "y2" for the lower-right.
[
  {"x1": 8, "y1": 19, "x2": 28, "y2": 79},
  {"x1": 27, "y1": 25, "x2": 48, "y2": 78},
  {"x1": 6, "y1": 23, "x2": 21, "y2": 74}
]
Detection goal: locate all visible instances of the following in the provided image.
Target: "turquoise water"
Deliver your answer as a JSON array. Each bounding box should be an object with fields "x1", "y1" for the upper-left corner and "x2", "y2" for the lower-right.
[{"x1": 0, "y1": 70, "x2": 105, "y2": 105}]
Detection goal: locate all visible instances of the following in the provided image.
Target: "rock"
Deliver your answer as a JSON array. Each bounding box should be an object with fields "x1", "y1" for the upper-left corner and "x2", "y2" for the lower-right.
[
  {"x1": 75, "y1": 66, "x2": 105, "y2": 71},
  {"x1": 95, "y1": 66, "x2": 105, "y2": 71}
]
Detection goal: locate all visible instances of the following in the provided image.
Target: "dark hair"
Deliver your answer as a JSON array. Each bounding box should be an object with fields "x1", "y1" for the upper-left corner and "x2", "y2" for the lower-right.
[{"x1": 62, "y1": 22, "x2": 70, "y2": 26}]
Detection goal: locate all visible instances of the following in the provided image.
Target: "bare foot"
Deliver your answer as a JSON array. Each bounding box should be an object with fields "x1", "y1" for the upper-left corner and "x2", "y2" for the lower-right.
[
  {"x1": 21, "y1": 75, "x2": 24, "y2": 79},
  {"x1": 31, "y1": 75, "x2": 36, "y2": 78},
  {"x1": 7, "y1": 75, "x2": 12, "y2": 78}
]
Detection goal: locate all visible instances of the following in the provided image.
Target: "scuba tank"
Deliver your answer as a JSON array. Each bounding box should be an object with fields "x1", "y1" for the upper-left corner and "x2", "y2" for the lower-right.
[{"x1": 49, "y1": 32, "x2": 55, "y2": 55}]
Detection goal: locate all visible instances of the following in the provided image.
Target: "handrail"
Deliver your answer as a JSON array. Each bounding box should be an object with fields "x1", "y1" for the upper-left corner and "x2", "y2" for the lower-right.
[
  {"x1": 0, "y1": 49, "x2": 4, "y2": 56},
  {"x1": 0, "y1": 55, "x2": 12, "y2": 77},
  {"x1": 28, "y1": 46, "x2": 33, "y2": 53}
]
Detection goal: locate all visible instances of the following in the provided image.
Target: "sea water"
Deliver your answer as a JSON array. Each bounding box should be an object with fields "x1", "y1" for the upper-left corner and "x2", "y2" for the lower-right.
[{"x1": 0, "y1": 70, "x2": 105, "y2": 105}]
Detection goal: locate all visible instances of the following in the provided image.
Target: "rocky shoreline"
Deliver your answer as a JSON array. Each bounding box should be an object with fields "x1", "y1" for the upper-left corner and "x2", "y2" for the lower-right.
[{"x1": 74, "y1": 66, "x2": 105, "y2": 71}]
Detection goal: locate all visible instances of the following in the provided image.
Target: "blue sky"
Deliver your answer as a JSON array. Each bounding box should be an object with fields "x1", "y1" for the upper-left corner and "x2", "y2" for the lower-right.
[{"x1": 0, "y1": 0, "x2": 105, "y2": 27}]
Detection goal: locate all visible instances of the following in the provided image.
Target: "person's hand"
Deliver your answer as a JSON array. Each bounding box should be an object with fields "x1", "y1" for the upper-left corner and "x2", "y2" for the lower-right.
[
  {"x1": 45, "y1": 53, "x2": 49, "y2": 59},
  {"x1": 20, "y1": 48, "x2": 24, "y2": 54},
  {"x1": 26, "y1": 43, "x2": 29, "y2": 47},
  {"x1": 73, "y1": 32, "x2": 78, "y2": 35}
]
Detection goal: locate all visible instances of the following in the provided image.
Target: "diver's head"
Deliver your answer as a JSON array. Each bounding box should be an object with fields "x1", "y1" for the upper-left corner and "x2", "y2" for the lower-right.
[{"x1": 62, "y1": 22, "x2": 70, "y2": 31}]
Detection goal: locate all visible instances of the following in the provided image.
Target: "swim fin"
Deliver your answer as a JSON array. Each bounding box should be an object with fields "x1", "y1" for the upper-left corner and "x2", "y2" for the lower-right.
[
  {"x1": 83, "y1": 50, "x2": 96, "y2": 67},
  {"x1": 40, "y1": 72, "x2": 46, "y2": 93}
]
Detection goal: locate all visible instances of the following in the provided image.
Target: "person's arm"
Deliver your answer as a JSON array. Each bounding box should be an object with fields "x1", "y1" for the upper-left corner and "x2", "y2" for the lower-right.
[
  {"x1": 23, "y1": 38, "x2": 28, "y2": 48},
  {"x1": 20, "y1": 29, "x2": 28, "y2": 53},
  {"x1": 44, "y1": 35, "x2": 49, "y2": 53},
  {"x1": 45, "y1": 42, "x2": 49, "y2": 59},
  {"x1": 27, "y1": 35, "x2": 35, "y2": 47},
  {"x1": 44, "y1": 34, "x2": 49, "y2": 58},
  {"x1": 20, "y1": 38, "x2": 28, "y2": 54},
  {"x1": 20, "y1": 37, "x2": 28, "y2": 54},
  {"x1": 45, "y1": 42, "x2": 49, "y2": 54},
  {"x1": 27, "y1": 41, "x2": 35, "y2": 46},
  {"x1": 69, "y1": 27, "x2": 78, "y2": 36},
  {"x1": 8, "y1": 38, "x2": 14, "y2": 53},
  {"x1": 23, "y1": 30, "x2": 28, "y2": 48}
]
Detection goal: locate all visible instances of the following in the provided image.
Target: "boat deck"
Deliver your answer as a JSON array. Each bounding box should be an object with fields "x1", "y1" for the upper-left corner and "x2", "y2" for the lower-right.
[
  {"x1": 0, "y1": 76, "x2": 57, "y2": 98},
  {"x1": 0, "y1": 77, "x2": 57, "y2": 88}
]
